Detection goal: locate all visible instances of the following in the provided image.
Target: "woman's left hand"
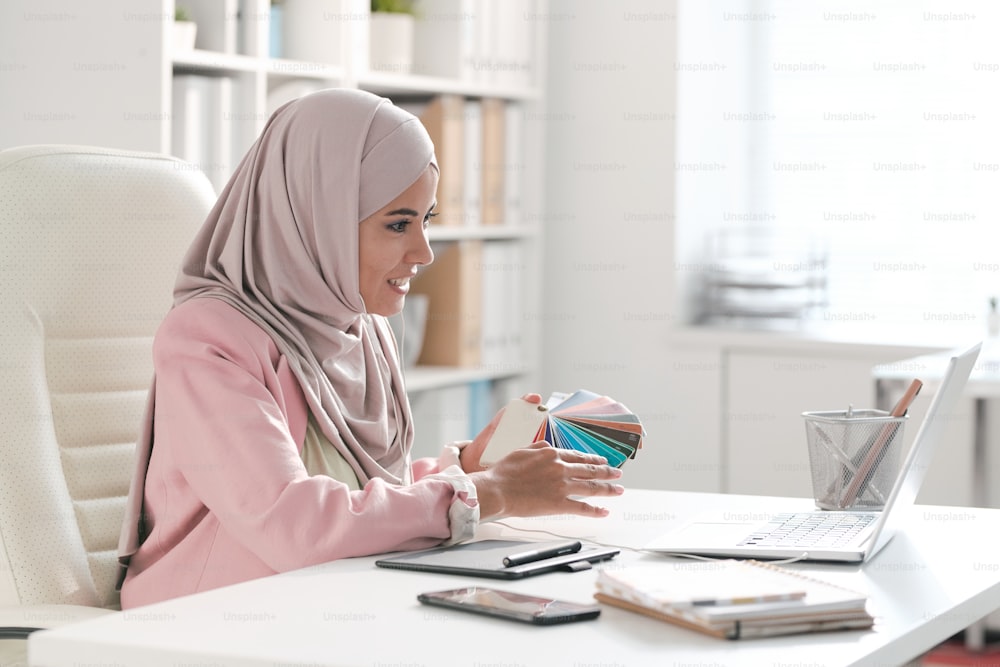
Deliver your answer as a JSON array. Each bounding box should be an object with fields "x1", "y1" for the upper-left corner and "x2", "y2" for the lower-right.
[{"x1": 460, "y1": 393, "x2": 542, "y2": 473}]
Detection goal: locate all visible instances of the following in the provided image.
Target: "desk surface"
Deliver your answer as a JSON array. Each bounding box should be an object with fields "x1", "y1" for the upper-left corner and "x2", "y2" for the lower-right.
[{"x1": 29, "y1": 490, "x2": 1000, "y2": 667}]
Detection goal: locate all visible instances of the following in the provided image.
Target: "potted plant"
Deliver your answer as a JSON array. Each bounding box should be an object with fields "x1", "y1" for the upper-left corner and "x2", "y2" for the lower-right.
[
  {"x1": 369, "y1": 0, "x2": 416, "y2": 74},
  {"x1": 173, "y1": 5, "x2": 198, "y2": 52}
]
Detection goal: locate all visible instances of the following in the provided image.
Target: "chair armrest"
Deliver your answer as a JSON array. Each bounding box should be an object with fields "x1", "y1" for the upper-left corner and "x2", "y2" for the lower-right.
[{"x1": 0, "y1": 604, "x2": 117, "y2": 636}]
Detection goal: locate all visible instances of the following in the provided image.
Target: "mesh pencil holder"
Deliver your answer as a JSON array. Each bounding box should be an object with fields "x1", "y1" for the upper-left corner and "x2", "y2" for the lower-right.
[{"x1": 802, "y1": 409, "x2": 907, "y2": 511}]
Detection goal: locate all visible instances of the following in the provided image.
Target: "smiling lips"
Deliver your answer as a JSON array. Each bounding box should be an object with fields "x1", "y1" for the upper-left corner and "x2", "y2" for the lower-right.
[{"x1": 388, "y1": 276, "x2": 412, "y2": 292}]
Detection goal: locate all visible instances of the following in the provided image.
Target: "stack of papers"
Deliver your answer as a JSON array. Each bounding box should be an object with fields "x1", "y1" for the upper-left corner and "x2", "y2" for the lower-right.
[{"x1": 595, "y1": 559, "x2": 873, "y2": 639}]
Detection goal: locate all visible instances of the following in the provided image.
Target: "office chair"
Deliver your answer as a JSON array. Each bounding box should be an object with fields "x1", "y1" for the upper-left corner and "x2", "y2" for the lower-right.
[{"x1": 0, "y1": 145, "x2": 215, "y2": 658}]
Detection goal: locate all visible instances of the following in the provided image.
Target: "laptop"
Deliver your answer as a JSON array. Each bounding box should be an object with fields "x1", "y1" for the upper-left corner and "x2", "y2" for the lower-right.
[{"x1": 645, "y1": 343, "x2": 981, "y2": 563}]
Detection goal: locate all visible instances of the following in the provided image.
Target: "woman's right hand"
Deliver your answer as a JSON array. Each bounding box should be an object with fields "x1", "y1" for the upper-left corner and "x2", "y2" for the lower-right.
[{"x1": 467, "y1": 441, "x2": 624, "y2": 521}]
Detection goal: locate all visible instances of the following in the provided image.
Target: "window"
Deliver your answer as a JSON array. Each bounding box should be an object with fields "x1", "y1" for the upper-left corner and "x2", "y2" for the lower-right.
[{"x1": 675, "y1": 0, "x2": 1000, "y2": 341}]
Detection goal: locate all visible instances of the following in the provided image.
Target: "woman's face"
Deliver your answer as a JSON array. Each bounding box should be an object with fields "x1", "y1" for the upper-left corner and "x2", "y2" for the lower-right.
[{"x1": 358, "y1": 165, "x2": 438, "y2": 316}]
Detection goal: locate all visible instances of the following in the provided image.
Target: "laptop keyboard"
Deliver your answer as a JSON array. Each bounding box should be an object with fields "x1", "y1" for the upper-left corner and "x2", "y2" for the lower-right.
[{"x1": 738, "y1": 512, "x2": 879, "y2": 549}]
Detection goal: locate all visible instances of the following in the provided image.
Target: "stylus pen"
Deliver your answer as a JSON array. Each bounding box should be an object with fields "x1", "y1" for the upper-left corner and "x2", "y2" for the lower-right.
[{"x1": 502, "y1": 540, "x2": 583, "y2": 567}]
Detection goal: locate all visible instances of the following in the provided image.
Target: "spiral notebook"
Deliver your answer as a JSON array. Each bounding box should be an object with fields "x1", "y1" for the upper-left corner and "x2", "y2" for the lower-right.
[{"x1": 594, "y1": 559, "x2": 873, "y2": 639}]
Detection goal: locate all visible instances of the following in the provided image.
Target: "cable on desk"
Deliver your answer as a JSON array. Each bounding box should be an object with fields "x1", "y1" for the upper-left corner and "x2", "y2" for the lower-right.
[{"x1": 490, "y1": 520, "x2": 812, "y2": 565}]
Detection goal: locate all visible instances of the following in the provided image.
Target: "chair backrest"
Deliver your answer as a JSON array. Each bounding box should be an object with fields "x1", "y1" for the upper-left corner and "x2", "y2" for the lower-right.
[{"x1": 0, "y1": 145, "x2": 216, "y2": 610}]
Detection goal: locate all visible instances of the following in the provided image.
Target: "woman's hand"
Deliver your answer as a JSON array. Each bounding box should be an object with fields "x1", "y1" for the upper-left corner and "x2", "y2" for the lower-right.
[
  {"x1": 460, "y1": 393, "x2": 542, "y2": 473},
  {"x1": 468, "y1": 441, "x2": 625, "y2": 521}
]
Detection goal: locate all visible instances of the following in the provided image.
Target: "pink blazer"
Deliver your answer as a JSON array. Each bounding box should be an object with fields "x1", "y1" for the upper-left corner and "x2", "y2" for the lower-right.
[{"x1": 121, "y1": 298, "x2": 474, "y2": 608}]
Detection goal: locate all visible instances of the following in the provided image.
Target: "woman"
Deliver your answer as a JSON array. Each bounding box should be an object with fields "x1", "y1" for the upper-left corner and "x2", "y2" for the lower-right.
[{"x1": 117, "y1": 88, "x2": 623, "y2": 608}]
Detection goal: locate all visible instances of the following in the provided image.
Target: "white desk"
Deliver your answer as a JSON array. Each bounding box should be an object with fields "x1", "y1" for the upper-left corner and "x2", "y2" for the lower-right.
[{"x1": 28, "y1": 490, "x2": 1000, "y2": 667}]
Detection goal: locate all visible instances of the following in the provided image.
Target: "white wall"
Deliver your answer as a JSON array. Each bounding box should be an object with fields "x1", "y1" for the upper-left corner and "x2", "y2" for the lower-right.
[{"x1": 541, "y1": 0, "x2": 678, "y2": 489}]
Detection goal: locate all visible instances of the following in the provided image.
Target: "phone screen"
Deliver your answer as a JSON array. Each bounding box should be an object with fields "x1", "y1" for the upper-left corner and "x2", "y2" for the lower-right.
[{"x1": 418, "y1": 587, "x2": 601, "y2": 625}]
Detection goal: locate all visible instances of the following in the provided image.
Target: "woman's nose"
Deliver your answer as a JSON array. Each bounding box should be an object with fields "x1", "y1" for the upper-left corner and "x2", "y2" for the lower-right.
[{"x1": 410, "y1": 230, "x2": 434, "y2": 266}]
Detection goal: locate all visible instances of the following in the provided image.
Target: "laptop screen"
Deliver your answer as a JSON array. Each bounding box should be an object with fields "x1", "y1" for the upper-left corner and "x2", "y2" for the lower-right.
[{"x1": 865, "y1": 343, "x2": 981, "y2": 559}]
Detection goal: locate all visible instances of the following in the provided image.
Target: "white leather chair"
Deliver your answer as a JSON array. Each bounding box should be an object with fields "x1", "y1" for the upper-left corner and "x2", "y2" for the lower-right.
[{"x1": 0, "y1": 145, "x2": 216, "y2": 659}]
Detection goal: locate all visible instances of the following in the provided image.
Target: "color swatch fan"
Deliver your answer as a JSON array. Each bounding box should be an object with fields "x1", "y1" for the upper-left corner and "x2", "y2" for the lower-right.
[{"x1": 483, "y1": 390, "x2": 644, "y2": 467}]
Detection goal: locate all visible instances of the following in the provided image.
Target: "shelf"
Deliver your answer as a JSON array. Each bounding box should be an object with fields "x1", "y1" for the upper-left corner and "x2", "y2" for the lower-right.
[
  {"x1": 428, "y1": 225, "x2": 537, "y2": 242},
  {"x1": 170, "y1": 52, "x2": 536, "y2": 100},
  {"x1": 357, "y1": 71, "x2": 541, "y2": 102},
  {"x1": 1, "y1": 0, "x2": 545, "y2": 428},
  {"x1": 266, "y1": 58, "x2": 345, "y2": 83},
  {"x1": 403, "y1": 365, "x2": 526, "y2": 393},
  {"x1": 172, "y1": 49, "x2": 261, "y2": 75},
  {"x1": 171, "y1": 50, "x2": 348, "y2": 84}
]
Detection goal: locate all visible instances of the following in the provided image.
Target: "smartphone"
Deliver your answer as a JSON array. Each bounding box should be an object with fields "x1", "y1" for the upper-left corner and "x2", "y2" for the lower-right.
[{"x1": 417, "y1": 587, "x2": 601, "y2": 625}]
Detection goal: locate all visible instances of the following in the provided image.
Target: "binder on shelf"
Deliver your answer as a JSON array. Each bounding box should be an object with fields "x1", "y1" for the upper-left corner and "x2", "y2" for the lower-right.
[
  {"x1": 412, "y1": 0, "x2": 534, "y2": 87},
  {"x1": 478, "y1": 240, "x2": 523, "y2": 370},
  {"x1": 503, "y1": 241, "x2": 524, "y2": 363},
  {"x1": 504, "y1": 103, "x2": 524, "y2": 227},
  {"x1": 480, "y1": 98, "x2": 506, "y2": 226},
  {"x1": 408, "y1": 383, "x2": 471, "y2": 459},
  {"x1": 171, "y1": 75, "x2": 208, "y2": 170},
  {"x1": 472, "y1": 0, "x2": 497, "y2": 87},
  {"x1": 280, "y1": 0, "x2": 344, "y2": 65},
  {"x1": 595, "y1": 560, "x2": 873, "y2": 640},
  {"x1": 490, "y1": 0, "x2": 536, "y2": 90},
  {"x1": 269, "y1": 3, "x2": 284, "y2": 58},
  {"x1": 478, "y1": 241, "x2": 505, "y2": 370},
  {"x1": 467, "y1": 379, "x2": 494, "y2": 438},
  {"x1": 409, "y1": 240, "x2": 482, "y2": 367},
  {"x1": 171, "y1": 74, "x2": 234, "y2": 194},
  {"x1": 408, "y1": 95, "x2": 466, "y2": 226},
  {"x1": 412, "y1": 0, "x2": 482, "y2": 82},
  {"x1": 266, "y1": 80, "x2": 324, "y2": 117},
  {"x1": 462, "y1": 98, "x2": 482, "y2": 227},
  {"x1": 185, "y1": 0, "x2": 240, "y2": 54}
]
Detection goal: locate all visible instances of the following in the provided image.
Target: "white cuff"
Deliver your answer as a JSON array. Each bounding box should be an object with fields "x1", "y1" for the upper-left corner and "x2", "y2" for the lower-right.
[
  {"x1": 423, "y1": 462, "x2": 479, "y2": 546},
  {"x1": 439, "y1": 440, "x2": 470, "y2": 470}
]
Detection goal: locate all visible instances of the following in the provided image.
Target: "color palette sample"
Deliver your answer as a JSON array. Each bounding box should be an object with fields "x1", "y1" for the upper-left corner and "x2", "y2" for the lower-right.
[{"x1": 537, "y1": 390, "x2": 644, "y2": 468}]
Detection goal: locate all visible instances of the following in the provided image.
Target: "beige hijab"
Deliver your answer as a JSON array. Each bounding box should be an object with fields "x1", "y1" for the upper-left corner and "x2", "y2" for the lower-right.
[
  {"x1": 119, "y1": 89, "x2": 437, "y2": 569},
  {"x1": 177, "y1": 87, "x2": 436, "y2": 484}
]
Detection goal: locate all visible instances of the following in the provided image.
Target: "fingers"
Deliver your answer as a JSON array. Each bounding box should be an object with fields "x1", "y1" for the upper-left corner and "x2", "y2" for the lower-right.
[
  {"x1": 521, "y1": 393, "x2": 542, "y2": 404},
  {"x1": 550, "y1": 446, "x2": 613, "y2": 468},
  {"x1": 478, "y1": 437, "x2": 626, "y2": 520},
  {"x1": 565, "y1": 461, "x2": 623, "y2": 482},
  {"x1": 525, "y1": 441, "x2": 621, "y2": 477},
  {"x1": 563, "y1": 499, "x2": 612, "y2": 518}
]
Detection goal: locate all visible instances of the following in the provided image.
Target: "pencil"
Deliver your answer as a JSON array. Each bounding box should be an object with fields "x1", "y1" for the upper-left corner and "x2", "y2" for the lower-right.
[{"x1": 838, "y1": 378, "x2": 923, "y2": 508}]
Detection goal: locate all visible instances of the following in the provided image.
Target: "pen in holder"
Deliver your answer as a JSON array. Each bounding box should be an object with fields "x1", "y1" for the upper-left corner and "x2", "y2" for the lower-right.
[{"x1": 802, "y1": 409, "x2": 908, "y2": 510}]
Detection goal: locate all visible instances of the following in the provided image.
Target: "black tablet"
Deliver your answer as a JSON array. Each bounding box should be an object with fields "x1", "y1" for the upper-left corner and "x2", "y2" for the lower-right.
[{"x1": 375, "y1": 539, "x2": 620, "y2": 579}]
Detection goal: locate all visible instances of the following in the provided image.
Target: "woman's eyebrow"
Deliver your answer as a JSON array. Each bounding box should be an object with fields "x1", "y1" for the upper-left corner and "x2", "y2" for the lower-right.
[{"x1": 384, "y1": 207, "x2": 419, "y2": 217}]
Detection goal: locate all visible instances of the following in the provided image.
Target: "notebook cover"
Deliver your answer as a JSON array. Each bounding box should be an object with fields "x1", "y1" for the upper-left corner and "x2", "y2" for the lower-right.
[{"x1": 594, "y1": 593, "x2": 874, "y2": 640}]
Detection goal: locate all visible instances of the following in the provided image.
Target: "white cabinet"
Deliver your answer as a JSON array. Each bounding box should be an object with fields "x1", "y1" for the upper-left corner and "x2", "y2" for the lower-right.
[
  {"x1": 723, "y1": 346, "x2": 977, "y2": 506},
  {"x1": 725, "y1": 350, "x2": 883, "y2": 498},
  {"x1": 661, "y1": 329, "x2": 986, "y2": 506},
  {"x1": 0, "y1": 0, "x2": 548, "y2": 457}
]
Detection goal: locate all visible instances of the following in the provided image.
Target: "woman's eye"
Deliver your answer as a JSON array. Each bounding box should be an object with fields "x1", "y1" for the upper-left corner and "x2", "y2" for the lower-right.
[{"x1": 388, "y1": 220, "x2": 409, "y2": 233}]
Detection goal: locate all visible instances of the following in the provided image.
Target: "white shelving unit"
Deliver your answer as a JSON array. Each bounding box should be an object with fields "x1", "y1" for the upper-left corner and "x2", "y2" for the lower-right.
[{"x1": 0, "y1": 0, "x2": 548, "y2": 458}]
